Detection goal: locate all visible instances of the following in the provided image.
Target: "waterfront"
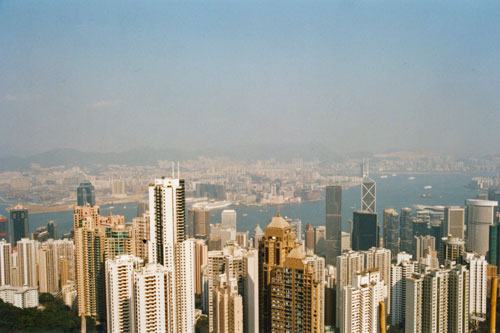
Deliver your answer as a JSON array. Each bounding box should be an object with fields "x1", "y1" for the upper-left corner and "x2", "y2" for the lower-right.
[{"x1": 0, "y1": 173, "x2": 483, "y2": 238}]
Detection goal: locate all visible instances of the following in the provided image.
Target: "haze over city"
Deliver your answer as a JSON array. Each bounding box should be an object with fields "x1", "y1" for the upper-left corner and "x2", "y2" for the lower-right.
[{"x1": 2, "y1": 1, "x2": 500, "y2": 157}]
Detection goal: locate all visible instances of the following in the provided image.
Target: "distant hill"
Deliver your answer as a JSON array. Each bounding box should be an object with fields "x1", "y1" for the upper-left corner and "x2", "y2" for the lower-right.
[{"x1": 0, "y1": 143, "x2": 347, "y2": 171}]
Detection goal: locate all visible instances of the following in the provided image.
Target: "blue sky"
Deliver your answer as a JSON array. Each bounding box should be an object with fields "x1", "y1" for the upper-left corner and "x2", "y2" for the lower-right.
[{"x1": 1, "y1": 0, "x2": 499, "y2": 156}]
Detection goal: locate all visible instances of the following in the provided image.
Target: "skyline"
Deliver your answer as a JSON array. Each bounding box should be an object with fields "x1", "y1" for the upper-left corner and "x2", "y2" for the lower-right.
[{"x1": 2, "y1": 1, "x2": 500, "y2": 156}]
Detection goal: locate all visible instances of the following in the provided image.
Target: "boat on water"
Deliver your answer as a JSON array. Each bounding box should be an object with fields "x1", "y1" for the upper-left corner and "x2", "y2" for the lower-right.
[
  {"x1": 242, "y1": 213, "x2": 248, "y2": 217},
  {"x1": 424, "y1": 185, "x2": 432, "y2": 190},
  {"x1": 420, "y1": 193, "x2": 432, "y2": 198},
  {"x1": 408, "y1": 176, "x2": 415, "y2": 180},
  {"x1": 391, "y1": 173, "x2": 397, "y2": 177},
  {"x1": 380, "y1": 175, "x2": 388, "y2": 179}
]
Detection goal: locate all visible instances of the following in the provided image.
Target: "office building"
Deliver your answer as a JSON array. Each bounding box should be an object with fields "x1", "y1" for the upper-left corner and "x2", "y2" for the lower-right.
[
  {"x1": 148, "y1": 177, "x2": 195, "y2": 332},
  {"x1": 0, "y1": 240, "x2": 11, "y2": 286},
  {"x1": 352, "y1": 211, "x2": 379, "y2": 251},
  {"x1": 252, "y1": 224, "x2": 264, "y2": 248},
  {"x1": 442, "y1": 206, "x2": 465, "y2": 239},
  {"x1": 47, "y1": 220, "x2": 58, "y2": 239},
  {"x1": 413, "y1": 235, "x2": 435, "y2": 261},
  {"x1": 289, "y1": 218, "x2": 302, "y2": 242},
  {"x1": 405, "y1": 273, "x2": 424, "y2": 332},
  {"x1": 314, "y1": 225, "x2": 326, "y2": 256},
  {"x1": 0, "y1": 215, "x2": 8, "y2": 241},
  {"x1": 400, "y1": 208, "x2": 413, "y2": 254},
  {"x1": 341, "y1": 231, "x2": 351, "y2": 252},
  {"x1": 9, "y1": 205, "x2": 29, "y2": 246},
  {"x1": 438, "y1": 236, "x2": 465, "y2": 265},
  {"x1": 213, "y1": 275, "x2": 243, "y2": 333},
  {"x1": 463, "y1": 252, "x2": 488, "y2": 319},
  {"x1": 383, "y1": 209, "x2": 399, "y2": 259},
  {"x1": 304, "y1": 224, "x2": 315, "y2": 252},
  {"x1": 361, "y1": 176, "x2": 376, "y2": 213},
  {"x1": 326, "y1": 185, "x2": 342, "y2": 265},
  {"x1": 221, "y1": 209, "x2": 237, "y2": 230},
  {"x1": 16, "y1": 238, "x2": 37, "y2": 288},
  {"x1": 77, "y1": 182, "x2": 96, "y2": 206},
  {"x1": 136, "y1": 201, "x2": 148, "y2": 217},
  {"x1": 188, "y1": 207, "x2": 210, "y2": 238},
  {"x1": 489, "y1": 223, "x2": 500, "y2": 266},
  {"x1": 105, "y1": 254, "x2": 143, "y2": 333},
  {"x1": 342, "y1": 270, "x2": 385, "y2": 333},
  {"x1": 236, "y1": 231, "x2": 248, "y2": 248},
  {"x1": 466, "y1": 199, "x2": 497, "y2": 256},
  {"x1": 259, "y1": 214, "x2": 324, "y2": 332}
]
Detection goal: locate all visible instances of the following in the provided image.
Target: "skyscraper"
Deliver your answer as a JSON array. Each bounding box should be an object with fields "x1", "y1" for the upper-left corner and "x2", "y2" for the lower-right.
[
  {"x1": 352, "y1": 210, "x2": 379, "y2": 251},
  {"x1": 442, "y1": 206, "x2": 465, "y2": 239},
  {"x1": 38, "y1": 240, "x2": 59, "y2": 293},
  {"x1": 342, "y1": 270, "x2": 385, "y2": 333},
  {"x1": 390, "y1": 253, "x2": 415, "y2": 326},
  {"x1": 134, "y1": 263, "x2": 175, "y2": 332},
  {"x1": 194, "y1": 239, "x2": 208, "y2": 296},
  {"x1": 336, "y1": 250, "x2": 364, "y2": 328},
  {"x1": 438, "y1": 236, "x2": 465, "y2": 264},
  {"x1": 259, "y1": 214, "x2": 324, "y2": 332},
  {"x1": 413, "y1": 235, "x2": 435, "y2": 261},
  {"x1": 9, "y1": 205, "x2": 29, "y2": 246},
  {"x1": 0, "y1": 215, "x2": 8, "y2": 241},
  {"x1": 383, "y1": 208, "x2": 399, "y2": 259},
  {"x1": 326, "y1": 185, "x2": 342, "y2": 265},
  {"x1": 463, "y1": 252, "x2": 488, "y2": 319},
  {"x1": 448, "y1": 265, "x2": 469, "y2": 333},
  {"x1": 361, "y1": 177, "x2": 376, "y2": 213},
  {"x1": 489, "y1": 224, "x2": 500, "y2": 266},
  {"x1": 400, "y1": 208, "x2": 413, "y2": 254},
  {"x1": 466, "y1": 199, "x2": 497, "y2": 256},
  {"x1": 148, "y1": 177, "x2": 195, "y2": 332},
  {"x1": 0, "y1": 240, "x2": 11, "y2": 286},
  {"x1": 47, "y1": 221, "x2": 58, "y2": 239},
  {"x1": 304, "y1": 223, "x2": 315, "y2": 252},
  {"x1": 205, "y1": 243, "x2": 259, "y2": 333},
  {"x1": 16, "y1": 238, "x2": 37, "y2": 288},
  {"x1": 213, "y1": 275, "x2": 244, "y2": 333},
  {"x1": 77, "y1": 182, "x2": 96, "y2": 206},
  {"x1": 105, "y1": 254, "x2": 143, "y2": 333},
  {"x1": 221, "y1": 209, "x2": 237, "y2": 230},
  {"x1": 188, "y1": 207, "x2": 211, "y2": 238}
]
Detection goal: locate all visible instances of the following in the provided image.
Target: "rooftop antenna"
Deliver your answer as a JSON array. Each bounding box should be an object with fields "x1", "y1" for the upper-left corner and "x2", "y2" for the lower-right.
[
  {"x1": 171, "y1": 162, "x2": 174, "y2": 178},
  {"x1": 177, "y1": 162, "x2": 180, "y2": 178}
]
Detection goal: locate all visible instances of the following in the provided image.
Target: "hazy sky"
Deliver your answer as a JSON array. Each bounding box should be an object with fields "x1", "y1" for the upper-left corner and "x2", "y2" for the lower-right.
[{"x1": 1, "y1": 0, "x2": 500, "y2": 157}]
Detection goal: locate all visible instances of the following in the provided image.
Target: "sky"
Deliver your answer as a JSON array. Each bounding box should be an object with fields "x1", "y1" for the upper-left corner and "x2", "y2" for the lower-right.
[{"x1": 1, "y1": 0, "x2": 500, "y2": 157}]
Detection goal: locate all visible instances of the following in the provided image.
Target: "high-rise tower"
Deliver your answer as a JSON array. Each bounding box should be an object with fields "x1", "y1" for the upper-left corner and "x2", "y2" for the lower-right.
[
  {"x1": 361, "y1": 162, "x2": 376, "y2": 213},
  {"x1": 400, "y1": 208, "x2": 413, "y2": 254},
  {"x1": 259, "y1": 214, "x2": 324, "y2": 332},
  {"x1": 466, "y1": 199, "x2": 497, "y2": 256},
  {"x1": 148, "y1": 177, "x2": 195, "y2": 332},
  {"x1": 77, "y1": 182, "x2": 96, "y2": 206},
  {"x1": 326, "y1": 185, "x2": 342, "y2": 265},
  {"x1": 383, "y1": 208, "x2": 399, "y2": 259},
  {"x1": 9, "y1": 205, "x2": 29, "y2": 246},
  {"x1": 352, "y1": 210, "x2": 379, "y2": 251}
]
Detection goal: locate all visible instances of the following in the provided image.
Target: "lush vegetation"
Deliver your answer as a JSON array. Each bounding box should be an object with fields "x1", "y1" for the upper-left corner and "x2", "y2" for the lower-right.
[{"x1": 0, "y1": 293, "x2": 98, "y2": 332}]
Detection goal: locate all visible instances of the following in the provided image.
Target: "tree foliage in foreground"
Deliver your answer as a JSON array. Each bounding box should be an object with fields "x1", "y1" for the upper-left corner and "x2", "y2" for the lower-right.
[{"x1": 0, "y1": 293, "x2": 97, "y2": 332}]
